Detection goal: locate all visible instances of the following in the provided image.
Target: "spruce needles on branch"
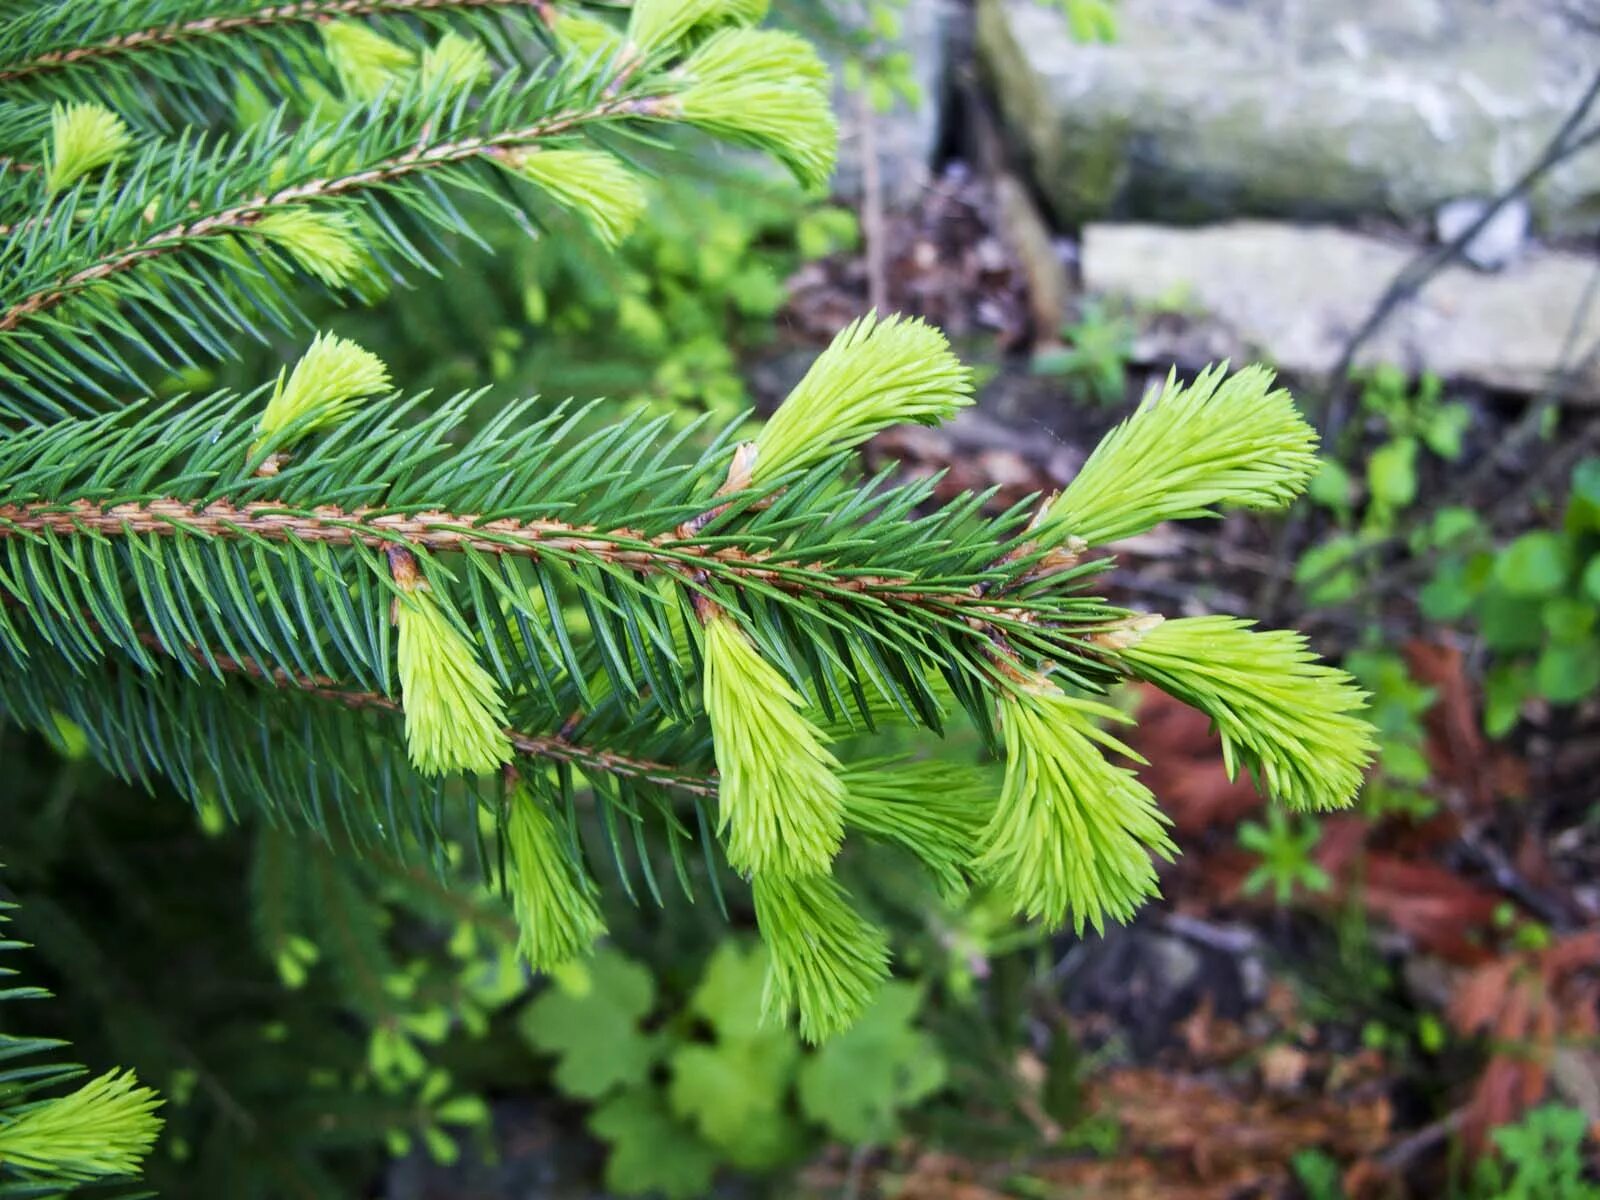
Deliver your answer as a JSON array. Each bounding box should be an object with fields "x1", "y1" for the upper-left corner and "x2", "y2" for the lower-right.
[{"x1": 0, "y1": 0, "x2": 1376, "y2": 1051}]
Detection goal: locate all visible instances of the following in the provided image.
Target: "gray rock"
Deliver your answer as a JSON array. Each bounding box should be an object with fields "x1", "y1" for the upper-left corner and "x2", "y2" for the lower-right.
[
  {"x1": 978, "y1": 0, "x2": 1600, "y2": 234},
  {"x1": 1081, "y1": 219, "x2": 1600, "y2": 399},
  {"x1": 831, "y1": 0, "x2": 954, "y2": 207},
  {"x1": 1436, "y1": 196, "x2": 1533, "y2": 271}
]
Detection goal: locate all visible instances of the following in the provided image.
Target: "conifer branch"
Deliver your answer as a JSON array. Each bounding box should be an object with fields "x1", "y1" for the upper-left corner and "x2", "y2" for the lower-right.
[
  {"x1": 0, "y1": 498, "x2": 1063, "y2": 635},
  {"x1": 0, "y1": 94, "x2": 657, "y2": 334},
  {"x1": 0, "y1": 0, "x2": 558, "y2": 85}
]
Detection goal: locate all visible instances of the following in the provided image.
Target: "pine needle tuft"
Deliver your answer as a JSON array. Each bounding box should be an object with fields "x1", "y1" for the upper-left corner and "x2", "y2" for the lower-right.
[
  {"x1": 507, "y1": 784, "x2": 607, "y2": 970},
  {"x1": 980, "y1": 687, "x2": 1176, "y2": 936},
  {"x1": 1046, "y1": 364, "x2": 1320, "y2": 547},
  {"x1": 702, "y1": 615, "x2": 845, "y2": 877},
  {"x1": 322, "y1": 20, "x2": 416, "y2": 101},
  {"x1": 43, "y1": 102, "x2": 131, "y2": 194},
  {"x1": 419, "y1": 32, "x2": 490, "y2": 97},
  {"x1": 258, "y1": 332, "x2": 391, "y2": 444},
  {"x1": 0, "y1": 1069, "x2": 163, "y2": 1181},
  {"x1": 500, "y1": 147, "x2": 648, "y2": 247},
  {"x1": 671, "y1": 28, "x2": 837, "y2": 192},
  {"x1": 627, "y1": 0, "x2": 770, "y2": 54},
  {"x1": 840, "y1": 759, "x2": 994, "y2": 898},
  {"x1": 754, "y1": 312, "x2": 974, "y2": 482},
  {"x1": 395, "y1": 579, "x2": 512, "y2": 777},
  {"x1": 1113, "y1": 615, "x2": 1376, "y2": 811},
  {"x1": 752, "y1": 872, "x2": 890, "y2": 1044},
  {"x1": 251, "y1": 207, "x2": 366, "y2": 287}
]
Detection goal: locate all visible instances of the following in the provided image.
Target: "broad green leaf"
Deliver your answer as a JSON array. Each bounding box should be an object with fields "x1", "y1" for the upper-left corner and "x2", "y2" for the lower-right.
[
  {"x1": 519, "y1": 948, "x2": 660, "y2": 1099},
  {"x1": 589, "y1": 1090, "x2": 719, "y2": 1200},
  {"x1": 796, "y1": 982, "x2": 946, "y2": 1144}
]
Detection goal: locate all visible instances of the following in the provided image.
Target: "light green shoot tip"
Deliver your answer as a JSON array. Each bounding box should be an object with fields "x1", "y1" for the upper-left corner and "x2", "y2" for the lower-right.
[
  {"x1": 980, "y1": 686, "x2": 1176, "y2": 936},
  {"x1": 252, "y1": 207, "x2": 366, "y2": 288},
  {"x1": 671, "y1": 27, "x2": 837, "y2": 192},
  {"x1": 627, "y1": 0, "x2": 770, "y2": 54},
  {"x1": 500, "y1": 147, "x2": 647, "y2": 248},
  {"x1": 395, "y1": 578, "x2": 512, "y2": 777},
  {"x1": 754, "y1": 311, "x2": 974, "y2": 482},
  {"x1": 43, "y1": 102, "x2": 132, "y2": 195},
  {"x1": 1113, "y1": 615, "x2": 1376, "y2": 812},
  {"x1": 322, "y1": 20, "x2": 416, "y2": 101},
  {"x1": 702, "y1": 615, "x2": 845, "y2": 877},
  {"x1": 507, "y1": 785, "x2": 606, "y2": 970},
  {"x1": 1046, "y1": 364, "x2": 1320, "y2": 548},
  {"x1": 752, "y1": 872, "x2": 890, "y2": 1044},
  {"x1": 0, "y1": 1068, "x2": 163, "y2": 1180},
  {"x1": 258, "y1": 332, "x2": 391, "y2": 444},
  {"x1": 419, "y1": 31, "x2": 490, "y2": 97}
]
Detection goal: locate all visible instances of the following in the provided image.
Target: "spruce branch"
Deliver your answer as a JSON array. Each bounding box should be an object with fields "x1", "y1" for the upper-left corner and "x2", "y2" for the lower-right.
[{"x1": 0, "y1": 0, "x2": 561, "y2": 104}]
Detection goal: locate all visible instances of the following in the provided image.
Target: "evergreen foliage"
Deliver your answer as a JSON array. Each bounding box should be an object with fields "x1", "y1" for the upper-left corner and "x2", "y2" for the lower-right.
[
  {"x1": 0, "y1": 4, "x2": 1376, "y2": 1154},
  {"x1": 0, "y1": 891, "x2": 162, "y2": 1192}
]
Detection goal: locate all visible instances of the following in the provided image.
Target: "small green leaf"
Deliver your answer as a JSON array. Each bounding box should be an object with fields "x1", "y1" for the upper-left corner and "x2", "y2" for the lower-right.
[
  {"x1": 1494, "y1": 532, "x2": 1571, "y2": 597},
  {"x1": 1366, "y1": 436, "x2": 1418, "y2": 513},
  {"x1": 1534, "y1": 641, "x2": 1600, "y2": 704}
]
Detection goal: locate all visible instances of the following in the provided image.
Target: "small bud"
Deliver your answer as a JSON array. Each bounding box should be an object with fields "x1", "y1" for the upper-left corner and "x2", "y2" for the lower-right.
[
  {"x1": 257, "y1": 332, "x2": 390, "y2": 445},
  {"x1": 752, "y1": 872, "x2": 890, "y2": 1044},
  {"x1": 755, "y1": 311, "x2": 974, "y2": 482},
  {"x1": 1090, "y1": 612, "x2": 1165, "y2": 651},
  {"x1": 419, "y1": 31, "x2": 490, "y2": 97},
  {"x1": 252, "y1": 207, "x2": 365, "y2": 288},
  {"x1": 43, "y1": 102, "x2": 131, "y2": 194},
  {"x1": 1113, "y1": 615, "x2": 1375, "y2": 811},
  {"x1": 0, "y1": 1069, "x2": 163, "y2": 1179},
  {"x1": 322, "y1": 20, "x2": 416, "y2": 101},
  {"x1": 507, "y1": 783, "x2": 606, "y2": 970},
  {"x1": 979, "y1": 685, "x2": 1176, "y2": 936},
  {"x1": 498, "y1": 147, "x2": 647, "y2": 248},
  {"x1": 1045, "y1": 364, "x2": 1321, "y2": 548},
  {"x1": 702, "y1": 614, "x2": 845, "y2": 877},
  {"x1": 393, "y1": 557, "x2": 512, "y2": 777}
]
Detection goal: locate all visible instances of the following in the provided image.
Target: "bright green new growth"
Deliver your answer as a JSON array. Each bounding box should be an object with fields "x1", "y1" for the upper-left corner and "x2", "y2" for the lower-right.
[
  {"x1": 754, "y1": 312, "x2": 975, "y2": 483},
  {"x1": 258, "y1": 333, "x2": 391, "y2": 445},
  {"x1": 0, "y1": 1069, "x2": 163, "y2": 1181},
  {"x1": 672, "y1": 28, "x2": 837, "y2": 193},
  {"x1": 702, "y1": 616, "x2": 845, "y2": 877},
  {"x1": 840, "y1": 761, "x2": 995, "y2": 899},
  {"x1": 395, "y1": 583, "x2": 513, "y2": 777},
  {"x1": 628, "y1": 0, "x2": 771, "y2": 53},
  {"x1": 507, "y1": 784, "x2": 607, "y2": 970},
  {"x1": 321, "y1": 19, "x2": 416, "y2": 101},
  {"x1": 418, "y1": 31, "x2": 490, "y2": 97},
  {"x1": 980, "y1": 687, "x2": 1177, "y2": 936},
  {"x1": 502, "y1": 148, "x2": 648, "y2": 248},
  {"x1": 554, "y1": 13, "x2": 625, "y2": 59},
  {"x1": 752, "y1": 873, "x2": 890, "y2": 1044},
  {"x1": 1115, "y1": 616, "x2": 1376, "y2": 811},
  {"x1": 43, "y1": 102, "x2": 131, "y2": 194},
  {"x1": 252, "y1": 208, "x2": 365, "y2": 288},
  {"x1": 1046, "y1": 364, "x2": 1320, "y2": 547}
]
